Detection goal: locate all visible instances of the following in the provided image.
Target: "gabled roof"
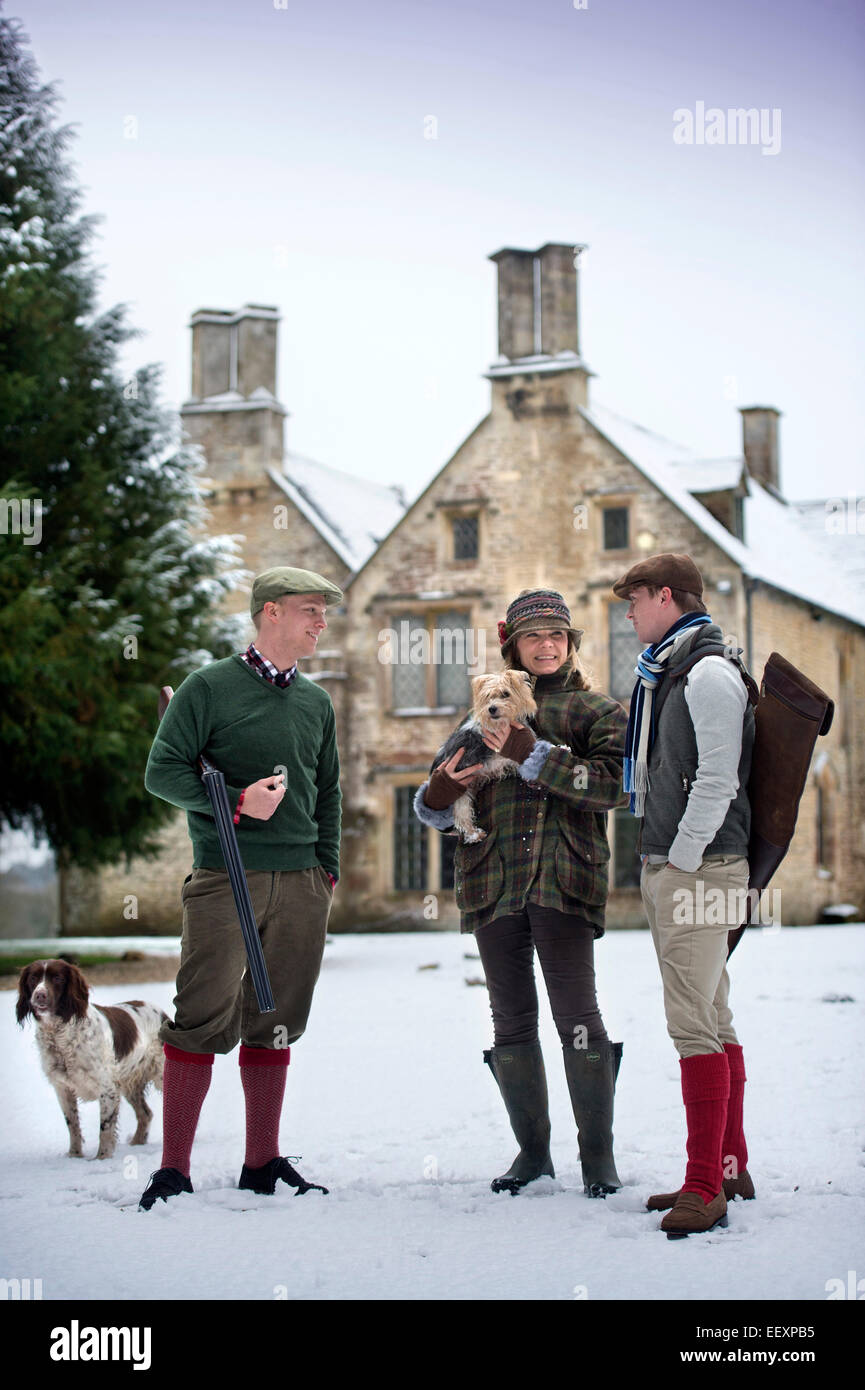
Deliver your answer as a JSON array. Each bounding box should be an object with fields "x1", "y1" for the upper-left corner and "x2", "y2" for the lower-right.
[
  {"x1": 582, "y1": 401, "x2": 865, "y2": 629},
  {"x1": 342, "y1": 413, "x2": 493, "y2": 590},
  {"x1": 267, "y1": 451, "x2": 408, "y2": 573}
]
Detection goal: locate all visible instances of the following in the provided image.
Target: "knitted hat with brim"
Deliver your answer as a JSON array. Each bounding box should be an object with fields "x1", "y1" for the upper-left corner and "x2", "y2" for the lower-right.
[
  {"x1": 250, "y1": 566, "x2": 344, "y2": 618},
  {"x1": 498, "y1": 589, "x2": 583, "y2": 654}
]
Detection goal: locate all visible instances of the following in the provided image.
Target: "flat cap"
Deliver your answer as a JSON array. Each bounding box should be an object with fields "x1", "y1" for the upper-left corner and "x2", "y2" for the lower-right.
[
  {"x1": 250, "y1": 566, "x2": 344, "y2": 618},
  {"x1": 611, "y1": 552, "x2": 704, "y2": 600}
]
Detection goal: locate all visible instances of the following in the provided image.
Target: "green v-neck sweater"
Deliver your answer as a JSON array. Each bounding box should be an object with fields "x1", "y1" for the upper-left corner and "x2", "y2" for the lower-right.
[{"x1": 144, "y1": 655, "x2": 341, "y2": 877}]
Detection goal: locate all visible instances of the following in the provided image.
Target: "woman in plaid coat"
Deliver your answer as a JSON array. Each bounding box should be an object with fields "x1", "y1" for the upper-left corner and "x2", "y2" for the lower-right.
[{"x1": 414, "y1": 589, "x2": 629, "y2": 1196}]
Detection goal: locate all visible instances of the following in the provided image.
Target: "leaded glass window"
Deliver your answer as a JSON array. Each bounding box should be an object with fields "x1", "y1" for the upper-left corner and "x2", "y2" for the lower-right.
[
  {"x1": 434, "y1": 610, "x2": 472, "y2": 707},
  {"x1": 603, "y1": 507, "x2": 629, "y2": 551},
  {"x1": 394, "y1": 786, "x2": 428, "y2": 890},
  {"x1": 391, "y1": 614, "x2": 427, "y2": 709},
  {"x1": 608, "y1": 600, "x2": 643, "y2": 702},
  {"x1": 453, "y1": 514, "x2": 479, "y2": 560}
]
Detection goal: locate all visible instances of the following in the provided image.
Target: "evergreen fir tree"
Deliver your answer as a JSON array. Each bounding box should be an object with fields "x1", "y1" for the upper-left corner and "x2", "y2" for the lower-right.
[{"x1": 0, "y1": 12, "x2": 244, "y2": 872}]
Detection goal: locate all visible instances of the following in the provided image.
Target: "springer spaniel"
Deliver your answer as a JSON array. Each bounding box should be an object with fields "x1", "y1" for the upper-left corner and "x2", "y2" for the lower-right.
[{"x1": 16, "y1": 958, "x2": 167, "y2": 1160}]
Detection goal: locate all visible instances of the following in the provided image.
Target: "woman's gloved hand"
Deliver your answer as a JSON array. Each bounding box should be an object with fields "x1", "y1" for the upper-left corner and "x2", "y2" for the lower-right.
[
  {"x1": 495, "y1": 723, "x2": 537, "y2": 764},
  {"x1": 423, "y1": 749, "x2": 484, "y2": 809}
]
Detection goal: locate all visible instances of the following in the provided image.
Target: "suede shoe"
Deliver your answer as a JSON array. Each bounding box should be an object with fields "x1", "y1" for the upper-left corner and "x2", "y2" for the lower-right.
[
  {"x1": 138, "y1": 1167, "x2": 193, "y2": 1211},
  {"x1": 647, "y1": 1168, "x2": 755, "y2": 1211},
  {"x1": 238, "y1": 1155, "x2": 329, "y2": 1196},
  {"x1": 724, "y1": 1168, "x2": 756, "y2": 1201},
  {"x1": 660, "y1": 1189, "x2": 728, "y2": 1239}
]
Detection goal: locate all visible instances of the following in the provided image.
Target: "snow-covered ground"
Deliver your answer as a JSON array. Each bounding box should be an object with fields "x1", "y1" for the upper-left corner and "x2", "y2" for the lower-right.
[{"x1": 1, "y1": 925, "x2": 863, "y2": 1304}]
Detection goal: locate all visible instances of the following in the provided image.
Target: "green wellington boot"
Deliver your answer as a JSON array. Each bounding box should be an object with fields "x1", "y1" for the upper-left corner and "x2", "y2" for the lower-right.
[
  {"x1": 562, "y1": 1039, "x2": 623, "y2": 1197},
  {"x1": 483, "y1": 1042, "x2": 556, "y2": 1195}
]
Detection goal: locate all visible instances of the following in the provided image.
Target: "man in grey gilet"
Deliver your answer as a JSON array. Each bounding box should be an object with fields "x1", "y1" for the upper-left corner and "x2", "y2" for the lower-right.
[{"x1": 613, "y1": 553, "x2": 756, "y2": 1238}]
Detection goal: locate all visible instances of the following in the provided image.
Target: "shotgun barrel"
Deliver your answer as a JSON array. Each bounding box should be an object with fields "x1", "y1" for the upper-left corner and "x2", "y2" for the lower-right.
[{"x1": 158, "y1": 685, "x2": 275, "y2": 1013}]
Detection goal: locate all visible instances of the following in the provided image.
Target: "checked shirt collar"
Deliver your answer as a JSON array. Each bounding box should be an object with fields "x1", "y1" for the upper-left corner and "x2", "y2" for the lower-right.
[{"x1": 241, "y1": 642, "x2": 298, "y2": 689}]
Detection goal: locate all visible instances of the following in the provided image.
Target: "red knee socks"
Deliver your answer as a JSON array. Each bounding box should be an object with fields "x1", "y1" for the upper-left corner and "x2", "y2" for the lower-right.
[
  {"x1": 680, "y1": 1050, "x2": 730, "y2": 1203},
  {"x1": 160, "y1": 1044, "x2": 214, "y2": 1177},
  {"x1": 722, "y1": 1042, "x2": 748, "y2": 1179},
  {"x1": 239, "y1": 1044, "x2": 290, "y2": 1169}
]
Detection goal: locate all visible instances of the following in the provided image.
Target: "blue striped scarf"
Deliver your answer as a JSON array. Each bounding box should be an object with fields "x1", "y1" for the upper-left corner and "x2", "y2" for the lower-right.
[{"x1": 624, "y1": 613, "x2": 713, "y2": 815}]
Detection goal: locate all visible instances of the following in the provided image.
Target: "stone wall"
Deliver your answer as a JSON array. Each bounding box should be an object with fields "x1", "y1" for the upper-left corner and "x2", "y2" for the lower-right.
[{"x1": 745, "y1": 585, "x2": 863, "y2": 924}]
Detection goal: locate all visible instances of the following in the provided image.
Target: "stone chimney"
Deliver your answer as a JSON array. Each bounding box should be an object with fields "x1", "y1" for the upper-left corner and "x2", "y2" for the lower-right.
[
  {"x1": 740, "y1": 406, "x2": 782, "y2": 495},
  {"x1": 188, "y1": 304, "x2": 280, "y2": 401},
  {"x1": 489, "y1": 248, "x2": 535, "y2": 360},
  {"x1": 181, "y1": 304, "x2": 286, "y2": 490},
  {"x1": 485, "y1": 242, "x2": 594, "y2": 410}
]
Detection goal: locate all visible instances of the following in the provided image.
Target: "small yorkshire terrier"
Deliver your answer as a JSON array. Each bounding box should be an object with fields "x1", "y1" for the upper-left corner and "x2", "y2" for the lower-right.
[{"x1": 431, "y1": 670, "x2": 538, "y2": 842}]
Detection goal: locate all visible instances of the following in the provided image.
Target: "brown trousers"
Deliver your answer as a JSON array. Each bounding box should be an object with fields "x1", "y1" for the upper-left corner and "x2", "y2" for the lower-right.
[{"x1": 158, "y1": 866, "x2": 333, "y2": 1055}]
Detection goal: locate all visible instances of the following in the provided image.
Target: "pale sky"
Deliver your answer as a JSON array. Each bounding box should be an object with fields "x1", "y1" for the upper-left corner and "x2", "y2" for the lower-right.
[{"x1": 7, "y1": 0, "x2": 865, "y2": 503}]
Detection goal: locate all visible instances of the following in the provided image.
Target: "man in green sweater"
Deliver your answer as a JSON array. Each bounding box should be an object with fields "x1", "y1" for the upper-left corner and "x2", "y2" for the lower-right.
[{"x1": 138, "y1": 566, "x2": 343, "y2": 1210}]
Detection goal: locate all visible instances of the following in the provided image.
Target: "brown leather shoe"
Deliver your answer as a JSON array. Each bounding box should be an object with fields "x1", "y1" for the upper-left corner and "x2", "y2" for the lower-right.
[
  {"x1": 660, "y1": 1189, "x2": 728, "y2": 1239},
  {"x1": 646, "y1": 1187, "x2": 682, "y2": 1212},
  {"x1": 646, "y1": 1168, "x2": 755, "y2": 1211},
  {"x1": 724, "y1": 1168, "x2": 755, "y2": 1201}
]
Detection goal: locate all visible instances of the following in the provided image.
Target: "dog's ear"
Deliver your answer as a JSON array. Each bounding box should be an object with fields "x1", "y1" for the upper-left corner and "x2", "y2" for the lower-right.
[
  {"x1": 57, "y1": 962, "x2": 89, "y2": 1023},
  {"x1": 15, "y1": 965, "x2": 34, "y2": 1025},
  {"x1": 470, "y1": 674, "x2": 488, "y2": 695}
]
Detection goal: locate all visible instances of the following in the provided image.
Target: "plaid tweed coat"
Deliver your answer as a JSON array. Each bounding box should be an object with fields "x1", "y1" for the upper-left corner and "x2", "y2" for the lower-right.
[{"x1": 423, "y1": 666, "x2": 629, "y2": 936}]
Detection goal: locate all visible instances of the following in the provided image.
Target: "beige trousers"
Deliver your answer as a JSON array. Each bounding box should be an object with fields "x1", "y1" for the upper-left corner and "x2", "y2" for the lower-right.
[
  {"x1": 640, "y1": 854, "x2": 749, "y2": 1059},
  {"x1": 158, "y1": 866, "x2": 333, "y2": 1055}
]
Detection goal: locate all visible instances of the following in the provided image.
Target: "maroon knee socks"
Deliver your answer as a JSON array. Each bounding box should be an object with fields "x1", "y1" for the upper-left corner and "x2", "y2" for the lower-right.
[
  {"x1": 160, "y1": 1044, "x2": 214, "y2": 1177},
  {"x1": 239, "y1": 1044, "x2": 290, "y2": 1169},
  {"x1": 160, "y1": 1044, "x2": 292, "y2": 1175}
]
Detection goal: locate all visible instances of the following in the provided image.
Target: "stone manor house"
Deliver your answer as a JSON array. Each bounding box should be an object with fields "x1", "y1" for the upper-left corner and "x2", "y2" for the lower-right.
[{"x1": 69, "y1": 242, "x2": 865, "y2": 933}]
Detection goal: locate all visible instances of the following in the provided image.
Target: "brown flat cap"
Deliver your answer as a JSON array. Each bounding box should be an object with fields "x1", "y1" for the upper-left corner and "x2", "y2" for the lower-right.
[{"x1": 611, "y1": 552, "x2": 704, "y2": 600}]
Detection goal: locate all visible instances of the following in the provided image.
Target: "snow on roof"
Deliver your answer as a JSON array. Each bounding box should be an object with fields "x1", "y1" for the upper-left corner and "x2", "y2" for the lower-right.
[
  {"x1": 788, "y1": 499, "x2": 865, "y2": 593},
  {"x1": 485, "y1": 350, "x2": 595, "y2": 380},
  {"x1": 268, "y1": 451, "x2": 408, "y2": 572},
  {"x1": 667, "y1": 457, "x2": 745, "y2": 494},
  {"x1": 182, "y1": 388, "x2": 286, "y2": 415},
  {"x1": 581, "y1": 401, "x2": 865, "y2": 629}
]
